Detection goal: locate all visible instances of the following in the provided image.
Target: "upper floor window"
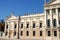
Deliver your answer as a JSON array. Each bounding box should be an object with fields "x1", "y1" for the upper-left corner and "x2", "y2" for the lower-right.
[
  {"x1": 52, "y1": 9, "x2": 56, "y2": 14},
  {"x1": 40, "y1": 23, "x2": 42, "y2": 28},
  {"x1": 33, "y1": 31, "x2": 35, "y2": 36},
  {"x1": 21, "y1": 31, "x2": 23, "y2": 36},
  {"x1": 47, "y1": 19, "x2": 50, "y2": 27},
  {"x1": 46, "y1": 9, "x2": 50, "y2": 14},
  {"x1": 48, "y1": 31, "x2": 50, "y2": 36},
  {"x1": 26, "y1": 31, "x2": 29, "y2": 36},
  {"x1": 53, "y1": 19, "x2": 56, "y2": 27},
  {"x1": 33, "y1": 23, "x2": 35, "y2": 28},
  {"x1": 14, "y1": 24, "x2": 17, "y2": 29},
  {"x1": 21, "y1": 23, "x2": 23, "y2": 28},
  {"x1": 40, "y1": 31, "x2": 42, "y2": 36},
  {"x1": 26, "y1": 23, "x2": 29, "y2": 28},
  {"x1": 54, "y1": 31, "x2": 57, "y2": 36},
  {"x1": 58, "y1": 8, "x2": 60, "y2": 13},
  {"x1": 6, "y1": 25, "x2": 8, "y2": 29}
]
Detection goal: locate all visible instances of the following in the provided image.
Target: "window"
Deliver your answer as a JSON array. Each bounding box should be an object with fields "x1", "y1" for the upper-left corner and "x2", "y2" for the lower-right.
[
  {"x1": 33, "y1": 31, "x2": 35, "y2": 36},
  {"x1": 47, "y1": 19, "x2": 50, "y2": 27},
  {"x1": 40, "y1": 23, "x2": 42, "y2": 28},
  {"x1": 5, "y1": 31, "x2": 8, "y2": 36},
  {"x1": 40, "y1": 31, "x2": 42, "y2": 36},
  {"x1": 59, "y1": 20, "x2": 60, "y2": 25},
  {"x1": 14, "y1": 24, "x2": 17, "y2": 29},
  {"x1": 52, "y1": 9, "x2": 56, "y2": 14},
  {"x1": 27, "y1": 23, "x2": 29, "y2": 28},
  {"x1": 6, "y1": 25, "x2": 8, "y2": 29},
  {"x1": 58, "y1": 8, "x2": 60, "y2": 13},
  {"x1": 14, "y1": 31, "x2": 16, "y2": 36},
  {"x1": 21, "y1": 24, "x2": 23, "y2": 28},
  {"x1": 33, "y1": 23, "x2": 35, "y2": 28},
  {"x1": 46, "y1": 9, "x2": 50, "y2": 14},
  {"x1": 21, "y1": 31, "x2": 23, "y2": 36},
  {"x1": 1, "y1": 32, "x2": 2, "y2": 36},
  {"x1": 53, "y1": 19, "x2": 56, "y2": 27},
  {"x1": 26, "y1": 31, "x2": 29, "y2": 36},
  {"x1": 54, "y1": 31, "x2": 57, "y2": 36},
  {"x1": 48, "y1": 31, "x2": 50, "y2": 36}
]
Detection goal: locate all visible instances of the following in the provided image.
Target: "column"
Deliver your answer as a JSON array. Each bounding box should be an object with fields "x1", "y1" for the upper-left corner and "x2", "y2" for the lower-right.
[
  {"x1": 44, "y1": 9, "x2": 47, "y2": 40},
  {"x1": 50, "y1": 9, "x2": 53, "y2": 39},
  {"x1": 56, "y1": 8, "x2": 59, "y2": 27},
  {"x1": 44, "y1": 9, "x2": 47, "y2": 27},
  {"x1": 50, "y1": 9, "x2": 53, "y2": 27},
  {"x1": 56, "y1": 8, "x2": 59, "y2": 40}
]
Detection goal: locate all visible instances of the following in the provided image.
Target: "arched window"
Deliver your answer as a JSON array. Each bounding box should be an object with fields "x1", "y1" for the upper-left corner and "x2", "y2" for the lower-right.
[
  {"x1": 53, "y1": 19, "x2": 56, "y2": 27},
  {"x1": 47, "y1": 19, "x2": 50, "y2": 27}
]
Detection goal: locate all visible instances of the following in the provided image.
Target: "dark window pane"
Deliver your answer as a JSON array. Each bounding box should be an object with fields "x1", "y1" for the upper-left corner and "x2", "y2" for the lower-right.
[
  {"x1": 27, "y1": 23, "x2": 29, "y2": 28},
  {"x1": 46, "y1": 9, "x2": 50, "y2": 14},
  {"x1": 6, "y1": 25, "x2": 8, "y2": 29},
  {"x1": 14, "y1": 31, "x2": 16, "y2": 36},
  {"x1": 52, "y1": 9, "x2": 56, "y2": 14},
  {"x1": 5, "y1": 32, "x2": 8, "y2": 36},
  {"x1": 40, "y1": 31, "x2": 42, "y2": 36},
  {"x1": 48, "y1": 31, "x2": 50, "y2": 36},
  {"x1": 47, "y1": 19, "x2": 50, "y2": 27},
  {"x1": 58, "y1": 8, "x2": 60, "y2": 12},
  {"x1": 26, "y1": 31, "x2": 29, "y2": 36},
  {"x1": 33, "y1": 23, "x2": 35, "y2": 28},
  {"x1": 14, "y1": 24, "x2": 17, "y2": 29},
  {"x1": 21, "y1": 31, "x2": 23, "y2": 36},
  {"x1": 21, "y1": 24, "x2": 23, "y2": 28},
  {"x1": 33, "y1": 31, "x2": 35, "y2": 36},
  {"x1": 53, "y1": 19, "x2": 56, "y2": 27},
  {"x1": 54, "y1": 31, "x2": 57, "y2": 36},
  {"x1": 40, "y1": 23, "x2": 42, "y2": 28},
  {"x1": 59, "y1": 20, "x2": 60, "y2": 25}
]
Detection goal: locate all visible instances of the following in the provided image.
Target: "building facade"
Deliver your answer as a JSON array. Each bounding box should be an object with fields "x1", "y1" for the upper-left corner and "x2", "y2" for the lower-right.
[{"x1": 2, "y1": 0, "x2": 60, "y2": 40}]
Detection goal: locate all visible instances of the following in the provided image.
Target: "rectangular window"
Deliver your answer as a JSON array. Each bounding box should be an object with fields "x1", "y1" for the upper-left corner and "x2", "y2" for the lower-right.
[
  {"x1": 33, "y1": 23, "x2": 35, "y2": 28},
  {"x1": 21, "y1": 31, "x2": 23, "y2": 36},
  {"x1": 6, "y1": 25, "x2": 8, "y2": 29},
  {"x1": 46, "y1": 9, "x2": 50, "y2": 14},
  {"x1": 54, "y1": 31, "x2": 57, "y2": 36},
  {"x1": 58, "y1": 8, "x2": 60, "y2": 13},
  {"x1": 21, "y1": 24, "x2": 23, "y2": 28},
  {"x1": 1, "y1": 32, "x2": 2, "y2": 36},
  {"x1": 33, "y1": 31, "x2": 35, "y2": 36},
  {"x1": 48, "y1": 31, "x2": 50, "y2": 36},
  {"x1": 47, "y1": 19, "x2": 50, "y2": 27},
  {"x1": 27, "y1": 23, "x2": 29, "y2": 28},
  {"x1": 40, "y1": 31, "x2": 42, "y2": 36},
  {"x1": 52, "y1": 9, "x2": 56, "y2": 14},
  {"x1": 40, "y1": 23, "x2": 42, "y2": 28},
  {"x1": 26, "y1": 31, "x2": 29, "y2": 36},
  {"x1": 14, "y1": 24, "x2": 17, "y2": 29},
  {"x1": 59, "y1": 20, "x2": 60, "y2": 25},
  {"x1": 5, "y1": 32, "x2": 8, "y2": 36}
]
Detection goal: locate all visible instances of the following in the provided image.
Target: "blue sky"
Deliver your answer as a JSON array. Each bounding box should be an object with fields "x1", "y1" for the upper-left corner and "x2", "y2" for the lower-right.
[{"x1": 0, "y1": 0, "x2": 50, "y2": 20}]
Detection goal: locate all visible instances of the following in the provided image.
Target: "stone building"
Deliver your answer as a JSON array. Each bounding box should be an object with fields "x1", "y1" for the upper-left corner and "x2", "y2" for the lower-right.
[{"x1": 2, "y1": 0, "x2": 60, "y2": 40}]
